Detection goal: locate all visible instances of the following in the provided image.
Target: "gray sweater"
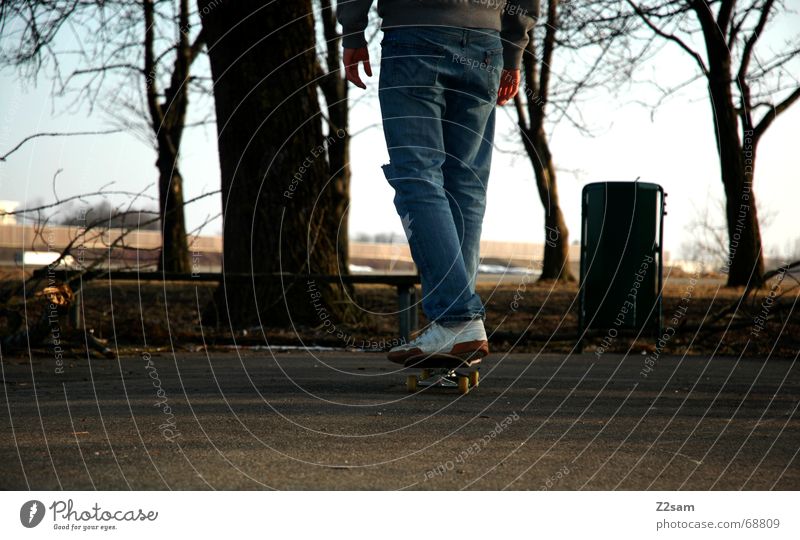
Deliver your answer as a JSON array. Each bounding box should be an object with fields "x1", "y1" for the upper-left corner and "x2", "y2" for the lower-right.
[{"x1": 337, "y1": 0, "x2": 538, "y2": 69}]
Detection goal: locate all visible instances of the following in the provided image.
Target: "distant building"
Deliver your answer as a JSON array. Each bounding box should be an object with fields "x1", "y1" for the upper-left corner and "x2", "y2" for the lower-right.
[{"x1": 0, "y1": 200, "x2": 19, "y2": 224}]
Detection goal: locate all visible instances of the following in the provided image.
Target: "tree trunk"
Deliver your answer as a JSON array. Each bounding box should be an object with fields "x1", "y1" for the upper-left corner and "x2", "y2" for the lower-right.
[
  {"x1": 327, "y1": 93, "x2": 351, "y2": 270},
  {"x1": 705, "y1": 47, "x2": 764, "y2": 287},
  {"x1": 521, "y1": 126, "x2": 574, "y2": 282},
  {"x1": 516, "y1": 0, "x2": 574, "y2": 282},
  {"x1": 144, "y1": 0, "x2": 192, "y2": 274},
  {"x1": 199, "y1": 0, "x2": 349, "y2": 328},
  {"x1": 318, "y1": 0, "x2": 351, "y2": 271},
  {"x1": 157, "y1": 157, "x2": 191, "y2": 273},
  {"x1": 719, "y1": 134, "x2": 764, "y2": 287},
  {"x1": 533, "y1": 133, "x2": 573, "y2": 281}
]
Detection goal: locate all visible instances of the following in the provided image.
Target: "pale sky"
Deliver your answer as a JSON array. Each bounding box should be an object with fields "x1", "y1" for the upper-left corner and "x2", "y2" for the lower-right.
[{"x1": 1, "y1": 16, "x2": 798, "y2": 263}]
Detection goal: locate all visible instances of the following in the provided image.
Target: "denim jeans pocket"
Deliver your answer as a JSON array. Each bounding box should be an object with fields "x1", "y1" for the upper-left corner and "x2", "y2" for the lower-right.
[
  {"x1": 484, "y1": 47, "x2": 504, "y2": 97},
  {"x1": 380, "y1": 41, "x2": 444, "y2": 94}
]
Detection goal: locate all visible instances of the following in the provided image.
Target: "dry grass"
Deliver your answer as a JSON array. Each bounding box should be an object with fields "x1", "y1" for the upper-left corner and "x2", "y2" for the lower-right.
[{"x1": 1, "y1": 272, "x2": 788, "y2": 358}]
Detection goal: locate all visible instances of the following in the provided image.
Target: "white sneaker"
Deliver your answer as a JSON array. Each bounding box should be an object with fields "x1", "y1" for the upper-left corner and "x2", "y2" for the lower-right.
[{"x1": 387, "y1": 319, "x2": 489, "y2": 363}]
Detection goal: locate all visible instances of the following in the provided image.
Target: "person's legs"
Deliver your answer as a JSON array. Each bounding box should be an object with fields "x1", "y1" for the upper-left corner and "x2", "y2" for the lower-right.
[
  {"x1": 378, "y1": 27, "x2": 485, "y2": 325},
  {"x1": 440, "y1": 30, "x2": 502, "y2": 294}
]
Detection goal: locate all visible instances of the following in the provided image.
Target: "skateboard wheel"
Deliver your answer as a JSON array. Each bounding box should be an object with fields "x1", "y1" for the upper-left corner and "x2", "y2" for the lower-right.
[
  {"x1": 458, "y1": 376, "x2": 469, "y2": 394},
  {"x1": 406, "y1": 375, "x2": 418, "y2": 392},
  {"x1": 420, "y1": 369, "x2": 431, "y2": 380},
  {"x1": 469, "y1": 371, "x2": 479, "y2": 388}
]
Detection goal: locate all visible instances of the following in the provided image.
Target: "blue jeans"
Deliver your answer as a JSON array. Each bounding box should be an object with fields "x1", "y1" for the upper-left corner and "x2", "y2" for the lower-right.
[{"x1": 379, "y1": 26, "x2": 502, "y2": 325}]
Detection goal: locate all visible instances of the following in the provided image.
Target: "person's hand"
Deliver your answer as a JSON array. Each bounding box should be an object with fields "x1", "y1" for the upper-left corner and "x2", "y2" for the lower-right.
[
  {"x1": 497, "y1": 69, "x2": 520, "y2": 105},
  {"x1": 343, "y1": 47, "x2": 372, "y2": 89}
]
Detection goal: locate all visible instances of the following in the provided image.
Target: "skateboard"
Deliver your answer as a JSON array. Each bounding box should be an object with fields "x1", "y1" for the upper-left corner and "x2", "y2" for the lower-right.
[{"x1": 396, "y1": 355, "x2": 482, "y2": 394}]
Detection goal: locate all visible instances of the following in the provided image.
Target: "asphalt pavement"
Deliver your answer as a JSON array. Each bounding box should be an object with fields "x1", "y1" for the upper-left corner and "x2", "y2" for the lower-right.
[{"x1": 1, "y1": 349, "x2": 797, "y2": 490}]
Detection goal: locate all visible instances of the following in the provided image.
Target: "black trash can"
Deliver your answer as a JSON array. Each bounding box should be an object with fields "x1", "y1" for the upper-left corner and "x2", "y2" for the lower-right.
[{"x1": 578, "y1": 181, "x2": 665, "y2": 347}]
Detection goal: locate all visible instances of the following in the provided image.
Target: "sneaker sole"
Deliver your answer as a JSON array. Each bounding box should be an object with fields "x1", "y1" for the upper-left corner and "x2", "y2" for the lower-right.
[{"x1": 387, "y1": 340, "x2": 489, "y2": 364}]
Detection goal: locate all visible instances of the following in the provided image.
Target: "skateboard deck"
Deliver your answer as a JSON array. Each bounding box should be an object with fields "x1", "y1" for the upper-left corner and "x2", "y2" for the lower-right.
[
  {"x1": 397, "y1": 354, "x2": 483, "y2": 394},
  {"x1": 401, "y1": 354, "x2": 481, "y2": 371}
]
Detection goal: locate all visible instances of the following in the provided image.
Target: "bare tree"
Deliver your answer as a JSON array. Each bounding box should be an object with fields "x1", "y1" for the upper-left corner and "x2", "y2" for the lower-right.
[
  {"x1": 623, "y1": 0, "x2": 800, "y2": 287},
  {"x1": 514, "y1": 0, "x2": 575, "y2": 281},
  {"x1": 59, "y1": 200, "x2": 160, "y2": 231},
  {"x1": 0, "y1": 188, "x2": 218, "y2": 355},
  {"x1": 143, "y1": 0, "x2": 205, "y2": 272},
  {"x1": 511, "y1": 0, "x2": 640, "y2": 281},
  {"x1": 316, "y1": 0, "x2": 351, "y2": 270},
  {"x1": 681, "y1": 193, "x2": 776, "y2": 271},
  {"x1": 198, "y1": 0, "x2": 350, "y2": 327},
  {"x1": 0, "y1": 0, "x2": 209, "y2": 273}
]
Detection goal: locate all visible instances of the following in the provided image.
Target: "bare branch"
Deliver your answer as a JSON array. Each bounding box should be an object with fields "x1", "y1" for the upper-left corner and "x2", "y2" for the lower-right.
[
  {"x1": 626, "y1": 0, "x2": 708, "y2": 73},
  {"x1": 754, "y1": 86, "x2": 800, "y2": 144},
  {"x1": 0, "y1": 129, "x2": 123, "y2": 162},
  {"x1": 738, "y1": 0, "x2": 776, "y2": 85}
]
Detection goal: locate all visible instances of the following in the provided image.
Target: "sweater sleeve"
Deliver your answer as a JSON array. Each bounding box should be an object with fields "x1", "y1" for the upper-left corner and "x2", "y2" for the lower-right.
[
  {"x1": 337, "y1": 0, "x2": 375, "y2": 49},
  {"x1": 501, "y1": 0, "x2": 538, "y2": 70}
]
